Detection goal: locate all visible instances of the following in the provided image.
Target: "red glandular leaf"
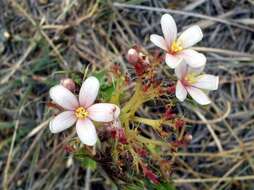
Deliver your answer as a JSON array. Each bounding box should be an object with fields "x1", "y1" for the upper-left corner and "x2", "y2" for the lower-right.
[
  {"x1": 163, "y1": 107, "x2": 176, "y2": 120},
  {"x1": 167, "y1": 85, "x2": 176, "y2": 94},
  {"x1": 175, "y1": 119, "x2": 185, "y2": 129},
  {"x1": 110, "y1": 128, "x2": 128, "y2": 144},
  {"x1": 142, "y1": 165, "x2": 159, "y2": 184}
]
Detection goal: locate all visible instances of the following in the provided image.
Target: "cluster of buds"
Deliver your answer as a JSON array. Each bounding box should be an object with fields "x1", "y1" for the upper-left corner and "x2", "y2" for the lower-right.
[
  {"x1": 127, "y1": 47, "x2": 163, "y2": 93},
  {"x1": 126, "y1": 46, "x2": 150, "y2": 77}
]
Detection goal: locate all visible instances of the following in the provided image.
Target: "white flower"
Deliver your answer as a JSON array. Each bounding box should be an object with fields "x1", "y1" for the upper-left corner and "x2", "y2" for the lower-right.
[
  {"x1": 49, "y1": 76, "x2": 120, "y2": 146},
  {"x1": 150, "y1": 14, "x2": 206, "y2": 69},
  {"x1": 175, "y1": 62, "x2": 219, "y2": 105}
]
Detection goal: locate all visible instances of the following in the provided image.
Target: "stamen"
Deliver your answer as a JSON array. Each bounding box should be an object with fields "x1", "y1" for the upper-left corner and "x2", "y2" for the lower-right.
[
  {"x1": 182, "y1": 73, "x2": 198, "y2": 86},
  {"x1": 75, "y1": 106, "x2": 89, "y2": 119},
  {"x1": 170, "y1": 41, "x2": 183, "y2": 54}
]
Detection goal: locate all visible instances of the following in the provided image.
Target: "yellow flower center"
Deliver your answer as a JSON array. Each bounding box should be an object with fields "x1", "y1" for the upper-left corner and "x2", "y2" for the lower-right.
[
  {"x1": 183, "y1": 73, "x2": 198, "y2": 85},
  {"x1": 75, "y1": 106, "x2": 89, "y2": 119},
  {"x1": 170, "y1": 41, "x2": 183, "y2": 54}
]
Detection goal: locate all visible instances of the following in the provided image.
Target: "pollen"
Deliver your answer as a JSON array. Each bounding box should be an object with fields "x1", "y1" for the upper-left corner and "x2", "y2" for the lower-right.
[
  {"x1": 183, "y1": 73, "x2": 198, "y2": 86},
  {"x1": 170, "y1": 41, "x2": 183, "y2": 54},
  {"x1": 75, "y1": 106, "x2": 89, "y2": 119}
]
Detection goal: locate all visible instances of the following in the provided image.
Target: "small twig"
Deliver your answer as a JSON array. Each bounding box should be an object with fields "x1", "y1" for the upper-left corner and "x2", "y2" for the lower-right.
[
  {"x1": 192, "y1": 107, "x2": 224, "y2": 152},
  {"x1": 84, "y1": 168, "x2": 91, "y2": 190},
  {"x1": 7, "y1": 129, "x2": 45, "y2": 185},
  {"x1": 84, "y1": 146, "x2": 95, "y2": 190},
  {"x1": 183, "y1": 101, "x2": 231, "y2": 124},
  {"x1": 192, "y1": 47, "x2": 254, "y2": 60},
  {"x1": 173, "y1": 175, "x2": 254, "y2": 184},
  {"x1": 113, "y1": 3, "x2": 254, "y2": 32},
  {"x1": 2, "y1": 120, "x2": 19, "y2": 190}
]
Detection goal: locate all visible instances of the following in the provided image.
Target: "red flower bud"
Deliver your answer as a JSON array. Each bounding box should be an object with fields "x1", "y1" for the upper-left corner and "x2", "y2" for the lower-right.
[
  {"x1": 184, "y1": 133, "x2": 193, "y2": 143},
  {"x1": 60, "y1": 78, "x2": 76, "y2": 92},
  {"x1": 126, "y1": 48, "x2": 139, "y2": 64}
]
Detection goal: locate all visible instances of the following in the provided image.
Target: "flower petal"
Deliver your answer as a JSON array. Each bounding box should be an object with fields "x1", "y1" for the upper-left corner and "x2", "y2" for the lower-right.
[
  {"x1": 193, "y1": 74, "x2": 219, "y2": 90},
  {"x1": 178, "y1": 25, "x2": 203, "y2": 48},
  {"x1": 49, "y1": 111, "x2": 76, "y2": 133},
  {"x1": 161, "y1": 14, "x2": 177, "y2": 46},
  {"x1": 179, "y1": 49, "x2": 206, "y2": 68},
  {"x1": 150, "y1": 34, "x2": 168, "y2": 51},
  {"x1": 186, "y1": 87, "x2": 211, "y2": 105},
  {"x1": 76, "y1": 119, "x2": 97, "y2": 146},
  {"x1": 188, "y1": 65, "x2": 205, "y2": 75},
  {"x1": 176, "y1": 81, "x2": 187, "y2": 102},
  {"x1": 165, "y1": 53, "x2": 183, "y2": 69},
  {"x1": 50, "y1": 85, "x2": 79, "y2": 110},
  {"x1": 175, "y1": 61, "x2": 187, "y2": 79},
  {"x1": 88, "y1": 103, "x2": 120, "y2": 122},
  {"x1": 79, "y1": 76, "x2": 100, "y2": 108}
]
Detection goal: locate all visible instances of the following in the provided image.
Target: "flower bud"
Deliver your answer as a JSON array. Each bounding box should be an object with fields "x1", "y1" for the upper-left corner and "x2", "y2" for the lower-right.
[
  {"x1": 126, "y1": 48, "x2": 139, "y2": 64},
  {"x1": 3, "y1": 31, "x2": 10, "y2": 39},
  {"x1": 184, "y1": 133, "x2": 193, "y2": 142},
  {"x1": 60, "y1": 78, "x2": 76, "y2": 92}
]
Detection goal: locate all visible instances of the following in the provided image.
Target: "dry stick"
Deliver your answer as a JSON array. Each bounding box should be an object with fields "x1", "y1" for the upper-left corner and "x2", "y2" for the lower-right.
[
  {"x1": 39, "y1": 29, "x2": 67, "y2": 67},
  {"x1": 192, "y1": 47, "x2": 254, "y2": 60},
  {"x1": 176, "y1": 158, "x2": 210, "y2": 190},
  {"x1": 42, "y1": 0, "x2": 99, "y2": 31},
  {"x1": 10, "y1": 0, "x2": 67, "y2": 67},
  {"x1": 193, "y1": 10, "x2": 236, "y2": 29},
  {"x1": 210, "y1": 159, "x2": 244, "y2": 190},
  {"x1": 0, "y1": 35, "x2": 38, "y2": 84},
  {"x1": 168, "y1": 142, "x2": 254, "y2": 158},
  {"x1": 84, "y1": 146, "x2": 96, "y2": 190},
  {"x1": 113, "y1": 3, "x2": 254, "y2": 32},
  {"x1": 183, "y1": 101, "x2": 231, "y2": 124},
  {"x1": 173, "y1": 175, "x2": 254, "y2": 184},
  {"x1": 2, "y1": 120, "x2": 19, "y2": 190},
  {"x1": 24, "y1": 118, "x2": 51, "y2": 140},
  {"x1": 112, "y1": 6, "x2": 140, "y2": 43},
  {"x1": 7, "y1": 129, "x2": 45, "y2": 185},
  {"x1": 212, "y1": 103, "x2": 254, "y2": 174},
  {"x1": 192, "y1": 108, "x2": 223, "y2": 152},
  {"x1": 220, "y1": 75, "x2": 254, "y2": 85},
  {"x1": 84, "y1": 167, "x2": 92, "y2": 190}
]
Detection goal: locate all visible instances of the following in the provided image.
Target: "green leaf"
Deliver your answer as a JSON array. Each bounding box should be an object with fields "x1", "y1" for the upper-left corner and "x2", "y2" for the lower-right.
[
  {"x1": 93, "y1": 70, "x2": 106, "y2": 84},
  {"x1": 71, "y1": 73, "x2": 82, "y2": 86},
  {"x1": 155, "y1": 182, "x2": 175, "y2": 190},
  {"x1": 100, "y1": 83, "x2": 115, "y2": 101},
  {"x1": 92, "y1": 70, "x2": 116, "y2": 101},
  {"x1": 0, "y1": 122, "x2": 14, "y2": 130},
  {"x1": 80, "y1": 157, "x2": 97, "y2": 171}
]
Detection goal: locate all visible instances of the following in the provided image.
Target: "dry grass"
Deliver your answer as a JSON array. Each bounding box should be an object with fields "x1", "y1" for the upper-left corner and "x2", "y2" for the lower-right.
[{"x1": 0, "y1": 0, "x2": 254, "y2": 189}]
